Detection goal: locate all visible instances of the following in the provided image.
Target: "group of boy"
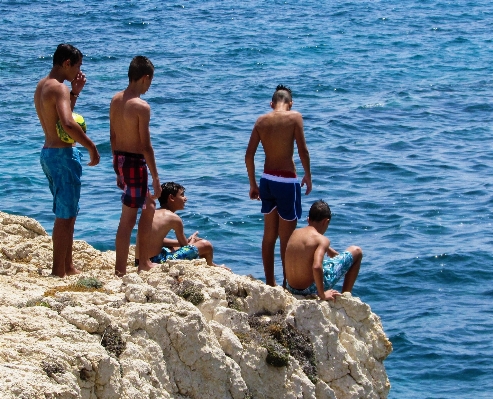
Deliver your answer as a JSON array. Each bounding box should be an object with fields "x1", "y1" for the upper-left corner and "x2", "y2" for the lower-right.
[{"x1": 35, "y1": 43, "x2": 362, "y2": 302}]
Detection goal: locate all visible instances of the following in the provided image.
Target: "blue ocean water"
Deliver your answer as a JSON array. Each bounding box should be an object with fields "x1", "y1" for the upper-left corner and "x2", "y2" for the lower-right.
[{"x1": 1, "y1": 0, "x2": 492, "y2": 397}]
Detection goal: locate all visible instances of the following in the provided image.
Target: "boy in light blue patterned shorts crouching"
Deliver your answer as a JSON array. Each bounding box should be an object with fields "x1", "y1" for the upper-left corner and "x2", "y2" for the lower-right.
[{"x1": 285, "y1": 200, "x2": 362, "y2": 300}]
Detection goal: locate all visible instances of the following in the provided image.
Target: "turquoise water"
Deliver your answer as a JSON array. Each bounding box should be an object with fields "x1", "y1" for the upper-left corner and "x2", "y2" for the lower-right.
[{"x1": 1, "y1": 1, "x2": 493, "y2": 397}]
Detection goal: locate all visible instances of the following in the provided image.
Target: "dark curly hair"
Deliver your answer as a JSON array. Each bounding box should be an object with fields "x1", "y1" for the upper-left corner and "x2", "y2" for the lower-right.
[
  {"x1": 128, "y1": 55, "x2": 154, "y2": 82},
  {"x1": 308, "y1": 200, "x2": 332, "y2": 222},
  {"x1": 53, "y1": 43, "x2": 82, "y2": 67},
  {"x1": 272, "y1": 84, "x2": 293, "y2": 104},
  {"x1": 158, "y1": 182, "x2": 185, "y2": 208}
]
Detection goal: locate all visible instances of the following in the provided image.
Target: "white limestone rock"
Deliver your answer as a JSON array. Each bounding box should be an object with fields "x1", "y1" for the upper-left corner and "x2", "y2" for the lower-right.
[{"x1": 0, "y1": 211, "x2": 392, "y2": 398}]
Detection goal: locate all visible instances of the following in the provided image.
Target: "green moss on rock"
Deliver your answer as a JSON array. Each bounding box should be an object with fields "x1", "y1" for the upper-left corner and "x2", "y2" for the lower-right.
[{"x1": 101, "y1": 325, "x2": 126, "y2": 358}]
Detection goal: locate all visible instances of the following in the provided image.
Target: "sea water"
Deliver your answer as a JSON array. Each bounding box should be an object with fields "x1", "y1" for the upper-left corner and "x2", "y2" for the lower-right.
[{"x1": 1, "y1": 1, "x2": 492, "y2": 397}]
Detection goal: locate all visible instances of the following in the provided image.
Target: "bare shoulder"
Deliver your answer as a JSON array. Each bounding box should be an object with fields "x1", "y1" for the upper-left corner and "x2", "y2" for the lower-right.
[
  {"x1": 156, "y1": 209, "x2": 182, "y2": 226},
  {"x1": 288, "y1": 110, "x2": 303, "y2": 123},
  {"x1": 110, "y1": 90, "x2": 124, "y2": 103},
  {"x1": 254, "y1": 112, "x2": 270, "y2": 126}
]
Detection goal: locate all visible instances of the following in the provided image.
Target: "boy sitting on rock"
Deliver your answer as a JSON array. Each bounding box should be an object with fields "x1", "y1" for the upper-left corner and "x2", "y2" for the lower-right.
[
  {"x1": 135, "y1": 182, "x2": 229, "y2": 270},
  {"x1": 284, "y1": 200, "x2": 362, "y2": 300}
]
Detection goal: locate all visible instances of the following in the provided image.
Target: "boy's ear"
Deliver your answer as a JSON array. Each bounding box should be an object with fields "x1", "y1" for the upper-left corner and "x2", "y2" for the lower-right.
[{"x1": 62, "y1": 59, "x2": 72, "y2": 69}]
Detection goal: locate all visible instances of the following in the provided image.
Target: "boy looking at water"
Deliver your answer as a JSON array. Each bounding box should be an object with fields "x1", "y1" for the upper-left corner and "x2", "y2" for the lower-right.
[
  {"x1": 285, "y1": 200, "x2": 362, "y2": 300},
  {"x1": 34, "y1": 43, "x2": 100, "y2": 278},
  {"x1": 245, "y1": 84, "x2": 312, "y2": 287},
  {"x1": 110, "y1": 56, "x2": 161, "y2": 277},
  {"x1": 135, "y1": 182, "x2": 229, "y2": 270}
]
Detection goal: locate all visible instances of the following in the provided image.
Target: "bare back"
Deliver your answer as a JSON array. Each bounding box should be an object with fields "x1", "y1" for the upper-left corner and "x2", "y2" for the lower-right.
[
  {"x1": 110, "y1": 90, "x2": 151, "y2": 154},
  {"x1": 285, "y1": 226, "x2": 330, "y2": 289},
  {"x1": 34, "y1": 76, "x2": 74, "y2": 148},
  {"x1": 135, "y1": 208, "x2": 184, "y2": 259},
  {"x1": 254, "y1": 110, "x2": 304, "y2": 172}
]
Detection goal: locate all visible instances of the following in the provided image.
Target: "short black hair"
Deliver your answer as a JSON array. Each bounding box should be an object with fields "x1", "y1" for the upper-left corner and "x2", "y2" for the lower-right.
[
  {"x1": 128, "y1": 55, "x2": 154, "y2": 82},
  {"x1": 272, "y1": 84, "x2": 293, "y2": 104},
  {"x1": 158, "y1": 182, "x2": 185, "y2": 208},
  {"x1": 53, "y1": 43, "x2": 82, "y2": 67},
  {"x1": 308, "y1": 200, "x2": 332, "y2": 222}
]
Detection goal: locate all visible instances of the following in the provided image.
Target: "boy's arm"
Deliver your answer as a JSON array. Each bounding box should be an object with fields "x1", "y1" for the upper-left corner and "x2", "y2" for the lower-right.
[
  {"x1": 245, "y1": 125, "x2": 261, "y2": 200},
  {"x1": 138, "y1": 103, "x2": 161, "y2": 199},
  {"x1": 313, "y1": 237, "x2": 341, "y2": 301},
  {"x1": 294, "y1": 114, "x2": 312, "y2": 195},
  {"x1": 327, "y1": 247, "x2": 339, "y2": 258},
  {"x1": 56, "y1": 86, "x2": 100, "y2": 166},
  {"x1": 171, "y1": 216, "x2": 189, "y2": 247},
  {"x1": 109, "y1": 98, "x2": 116, "y2": 154}
]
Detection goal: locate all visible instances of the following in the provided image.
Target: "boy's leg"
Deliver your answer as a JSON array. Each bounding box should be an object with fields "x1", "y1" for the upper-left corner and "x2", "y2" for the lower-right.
[
  {"x1": 262, "y1": 210, "x2": 279, "y2": 286},
  {"x1": 278, "y1": 217, "x2": 297, "y2": 288},
  {"x1": 341, "y1": 245, "x2": 363, "y2": 293},
  {"x1": 115, "y1": 205, "x2": 138, "y2": 277},
  {"x1": 136, "y1": 197, "x2": 158, "y2": 272},
  {"x1": 194, "y1": 239, "x2": 214, "y2": 265},
  {"x1": 52, "y1": 217, "x2": 78, "y2": 277}
]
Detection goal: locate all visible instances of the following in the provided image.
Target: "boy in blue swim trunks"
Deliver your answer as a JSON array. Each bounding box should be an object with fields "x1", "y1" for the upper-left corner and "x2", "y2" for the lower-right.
[
  {"x1": 245, "y1": 85, "x2": 312, "y2": 287},
  {"x1": 135, "y1": 182, "x2": 230, "y2": 270},
  {"x1": 285, "y1": 200, "x2": 362, "y2": 300},
  {"x1": 34, "y1": 44, "x2": 100, "y2": 277}
]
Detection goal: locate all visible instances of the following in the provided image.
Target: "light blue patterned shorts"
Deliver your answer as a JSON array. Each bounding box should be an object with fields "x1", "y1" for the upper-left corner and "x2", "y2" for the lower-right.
[
  {"x1": 135, "y1": 245, "x2": 200, "y2": 266},
  {"x1": 286, "y1": 251, "x2": 354, "y2": 296},
  {"x1": 40, "y1": 147, "x2": 82, "y2": 219}
]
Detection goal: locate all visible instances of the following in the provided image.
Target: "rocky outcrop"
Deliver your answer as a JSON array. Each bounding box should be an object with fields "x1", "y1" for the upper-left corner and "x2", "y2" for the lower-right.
[{"x1": 0, "y1": 211, "x2": 392, "y2": 399}]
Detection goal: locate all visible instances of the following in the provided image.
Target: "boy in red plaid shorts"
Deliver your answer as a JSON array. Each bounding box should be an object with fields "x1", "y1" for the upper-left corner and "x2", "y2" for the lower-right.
[{"x1": 110, "y1": 56, "x2": 162, "y2": 276}]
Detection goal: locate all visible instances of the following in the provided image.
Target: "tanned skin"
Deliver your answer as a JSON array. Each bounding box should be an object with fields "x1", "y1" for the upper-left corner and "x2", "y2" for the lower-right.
[
  {"x1": 285, "y1": 218, "x2": 362, "y2": 300},
  {"x1": 245, "y1": 88, "x2": 312, "y2": 287},
  {"x1": 110, "y1": 66, "x2": 161, "y2": 276},
  {"x1": 34, "y1": 49, "x2": 100, "y2": 277},
  {"x1": 135, "y1": 187, "x2": 230, "y2": 270}
]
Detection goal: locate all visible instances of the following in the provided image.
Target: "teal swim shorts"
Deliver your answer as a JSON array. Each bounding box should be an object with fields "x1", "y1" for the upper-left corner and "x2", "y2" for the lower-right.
[
  {"x1": 286, "y1": 251, "x2": 354, "y2": 296},
  {"x1": 135, "y1": 245, "x2": 200, "y2": 266},
  {"x1": 40, "y1": 147, "x2": 82, "y2": 219}
]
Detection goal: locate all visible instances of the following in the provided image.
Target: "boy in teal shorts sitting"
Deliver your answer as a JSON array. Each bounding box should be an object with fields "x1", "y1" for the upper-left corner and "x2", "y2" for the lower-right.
[
  {"x1": 135, "y1": 182, "x2": 229, "y2": 270},
  {"x1": 284, "y1": 200, "x2": 362, "y2": 300}
]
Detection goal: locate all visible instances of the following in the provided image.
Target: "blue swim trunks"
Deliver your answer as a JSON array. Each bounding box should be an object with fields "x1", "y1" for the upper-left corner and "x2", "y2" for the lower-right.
[
  {"x1": 40, "y1": 147, "x2": 82, "y2": 219},
  {"x1": 286, "y1": 251, "x2": 354, "y2": 296},
  {"x1": 259, "y1": 173, "x2": 302, "y2": 221},
  {"x1": 135, "y1": 245, "x2": 200, "y2": 266}
]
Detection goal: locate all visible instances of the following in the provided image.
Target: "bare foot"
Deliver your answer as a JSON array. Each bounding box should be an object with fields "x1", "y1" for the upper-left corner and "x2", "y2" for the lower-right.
[
  {"x1": 65, "y1": 267, "x2": 81, "y2": 276},
  {"x1": 137, "y1": 261, "x2": 159, "y2": 273}
]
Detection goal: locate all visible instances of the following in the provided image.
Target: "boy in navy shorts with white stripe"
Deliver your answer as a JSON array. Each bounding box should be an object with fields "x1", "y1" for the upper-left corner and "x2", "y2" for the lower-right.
[{"x1": 245, "y1": 85, "x2": 312, "y2": 287}]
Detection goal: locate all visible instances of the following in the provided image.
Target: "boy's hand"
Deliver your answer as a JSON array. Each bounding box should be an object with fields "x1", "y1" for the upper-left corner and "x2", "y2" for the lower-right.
[
  {"x1": 249, "y1": 184, "x2": 260, "y2": 200},
  {"x1": 87, "y1": 145, "x2": 100, "y2": 166},
  {"x1": 151, "y1": 178, "x2": 161, "y2": 199},
  {"x1": 322, "y1": 289, "x2": 341, "y2": 301},
  {"x1": 71, "y1": 71, "x2": 86, "y2": 95},
  {"x1": 301, "y1": 175, "x2": 312, "y2": 195},
  {"x1": 327, "y1": 247, "x2": 339, "y2": 258},
  {"x1": 188, "y1": 231, "x2": 201, "y2": 244}
]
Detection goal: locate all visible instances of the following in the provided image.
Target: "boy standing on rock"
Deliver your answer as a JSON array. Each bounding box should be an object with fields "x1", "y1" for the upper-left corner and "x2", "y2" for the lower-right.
[
  {"x1": 285, "y1": 200, "x2": 362, "y2": 300},
  {"x1": 135, "y1": 182, "x2": 229, "y2": 270},
  {"x1": 34, "y1": 43, "x2": 100, "y2": 278},
  {"x1": 110, "y1": 56, "x2": 161, "y2": 277},
  {"x1": 245, "y1": 85, "x2": 312, "y2": 287}
]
